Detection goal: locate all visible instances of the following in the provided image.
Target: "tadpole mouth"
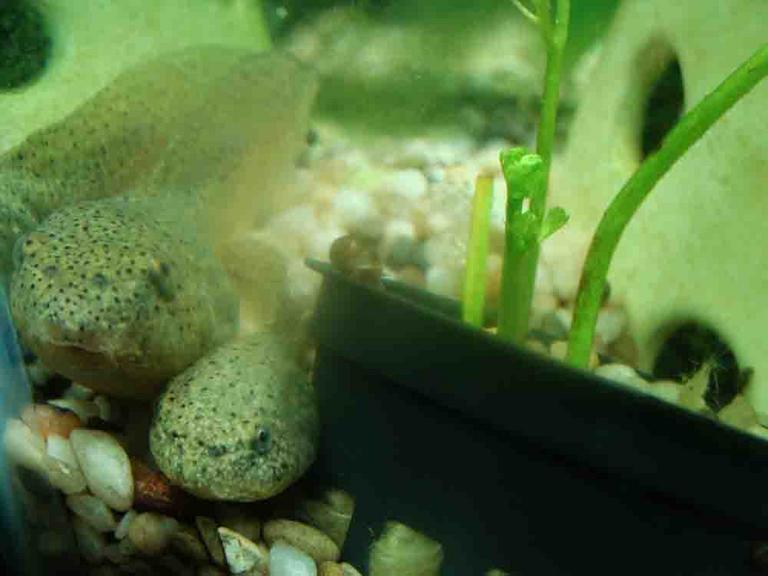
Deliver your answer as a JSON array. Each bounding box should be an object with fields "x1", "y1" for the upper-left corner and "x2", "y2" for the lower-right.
[
  {"x1": 27, "y1": 329, "x2": 163, "y2": 400},
  {"x1": 41, "y1": 321, "x2": 112, "y2": 356}
]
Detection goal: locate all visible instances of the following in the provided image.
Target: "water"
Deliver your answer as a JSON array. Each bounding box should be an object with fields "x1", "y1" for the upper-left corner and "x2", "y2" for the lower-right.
[{"x1": 1, "y1": 0, "x2": 767, "y2": 574}]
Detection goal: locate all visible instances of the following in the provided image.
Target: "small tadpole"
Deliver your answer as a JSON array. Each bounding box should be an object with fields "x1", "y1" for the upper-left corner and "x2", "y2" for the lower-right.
[{"x1": 329, "y1": 233, "x2": 383, "y2": 287}]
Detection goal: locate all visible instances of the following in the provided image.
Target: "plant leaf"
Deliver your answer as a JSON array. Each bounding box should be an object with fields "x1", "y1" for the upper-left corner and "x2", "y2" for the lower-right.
[
  {"x1": 510, "y1": 0, "x2": 539, "y2": 25},
  {"x1": 499, "y1": 147, "x2": 545, "y2": 203},
  {"x1": 539, "y1": 206, "x2": 569, "y2": 241},
  {"x1": 509, "y1": 210, "x2": 540, "y2": 251}
]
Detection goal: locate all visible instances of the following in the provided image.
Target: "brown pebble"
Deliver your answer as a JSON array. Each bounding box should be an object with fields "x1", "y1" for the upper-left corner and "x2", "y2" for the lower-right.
[
  {"x1": 155, "y1": 554, "x2": 195, "y2": 576},
  {"x1": 319, "y1": 561, "x2": 344, "y2": 576},
  {"x1": 329, "y1": 233, "x2": 382, "y2": 285},
  {"x1": 341, "y1": 563, "x2": 364, "y2": 576},
  {"x1": 171, "y1": 524, "x2": 210, "y2": 563},
  {"x1": 524, "y1": 339, "x2": 549, "y2": 355},
  {"x1": 397, "y1": 266, "x2": 426, "y2": 288},
  {"x1": 606, "y1": 330, "x2": 639, "y2": 367},
  {"x1": 215, "y1": 504, "x2": 261, "y2": 543},
  {"x1": 298, "y1": 489, "x2": 355, "y2": 548},
  {"x1": 196, "y1": 517, "x2": 226, "y2": 566},
  {"x1": 196, "y1": 565, "x2": 228, "y2": 576},
  {"x1": 263, "y1": 519, "x2": 341, "y2": 563},
  {"x1": 127, "y1": 512, "x2": 179, "y2": 557}
]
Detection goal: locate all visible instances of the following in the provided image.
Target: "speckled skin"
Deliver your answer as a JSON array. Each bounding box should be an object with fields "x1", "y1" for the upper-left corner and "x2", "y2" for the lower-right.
[
  {"x1": 10, "y1": 196, "x2": 239, "y2": 398},
  {"x1": 0, "y1": 47, "x2": 248, "y2": 280},
  {"x1": 3, "y1": 47, "x2": 317, "y2": 397},
  {"x1": 149, "y1": 333, "x2": 319, "y2": 501}
]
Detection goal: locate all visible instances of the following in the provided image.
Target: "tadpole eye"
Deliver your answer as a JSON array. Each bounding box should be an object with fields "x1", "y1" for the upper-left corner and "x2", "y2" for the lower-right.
[{"x1": 251, "y1": 426, "x2": 272, "y2": 455}]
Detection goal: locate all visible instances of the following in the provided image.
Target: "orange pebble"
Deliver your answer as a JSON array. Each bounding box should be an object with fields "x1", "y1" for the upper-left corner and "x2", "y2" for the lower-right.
[
  {"x1": 131, "y1": 458, "x2": 189, "y2": 515},
  {"x1": 21, "y1": 404, "x2": 82, "y2": 439}
]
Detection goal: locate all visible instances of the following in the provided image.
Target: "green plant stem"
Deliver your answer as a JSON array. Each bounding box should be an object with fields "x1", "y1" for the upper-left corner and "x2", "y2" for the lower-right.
[
  {"x1": 498, "y1": 0, "x2": 570, "y2": 343},
  {"x1": 462, "y1": 175, "x2": 494, "y2": 327},
  {"x1": 534, "y1": 0, "x2": 569, "y2": 200},
  {"x1": 566, "y1": 43, "x2": 768, "y2": 368},
  {"x1": 497, "y1": 231, "x2": 529, "y2": 339}
]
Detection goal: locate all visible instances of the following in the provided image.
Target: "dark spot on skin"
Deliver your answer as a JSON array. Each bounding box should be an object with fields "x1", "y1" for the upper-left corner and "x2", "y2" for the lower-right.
[
  {"x1": 206, "y1": 444, "x2": 228, "y2": 458},
  {"x1": 92, "y1": 272, "x2": 108, "y2": 288}
]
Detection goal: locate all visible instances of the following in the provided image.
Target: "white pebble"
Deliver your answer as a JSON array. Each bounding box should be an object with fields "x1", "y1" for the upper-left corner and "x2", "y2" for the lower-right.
[
  {"x1": 93, "y1": 395, "x2": 112, "y2": 422},
  {"x1": 595, "y1": 308, "x2": 627, "y2": 346},
  {"x1": 63, "y1": 383, "x2": 95, "y2": 401},
  {"x1": 127, "y1": 512, "x2": 179, "y2": 556},
  {"x1": 424, "y1": 212, "x2": 452, "y2": 237},
  {"x1": 426, "y1": 266, "x2": 461, "y2": 298},
  {"x1": 332, "y1": 188, "x2": 378, "y2": 232},
  {"x1": 270, "y1": 541, "x2": 317, "y2": 576},
  {"x1": 529, "y1": 293, "x2": 559, "y2": 331},
  {"x1": 554, "y1": 308, "x2": 573, "y2": 332},
  {"x1": 268, "y1": 204, "x2": 319, "y2": 255},
  {"x1": 305, "y1": 226, "x2": 346, "y2": 260},
  {"x1": 424, "y1": 234, "x2": 465, "y2": 270},
  {"x1": 72, "y1": 517, "x2": 106, "y2": 564},
  {"x1": 3, "y1": 418, "x2": 46, "y2": 474},
  {"x1": 45, "y1": 434, "x2": 87, "y2": 494},
  {"x1": 748, "y1": 425, "x2": 768, "y2": 442},
  {"x1": 423, "y1": 166, "x2": 445, "y2": 184},
  {"x1": 594, "y1": 364, "x2": 648, "y2": 392},
  {"x1": 46, "y1": 434, "x2": 77, "y2": 466},
  {"x1": 48, "y1": 398, "x2": 99, "y2": 424},
  {"x1": 115, "y1": 509, "x2": 138, "y2": 540},
  {"x1": 379, "y1": 169, "x2": 428, "y2": 202},
  {"x1": 383, "y1": 219, "x2": 417, "y2": 244},
  {"x1": 70, "y1": 429, "x2": 133, "y2": 511},
  {"x1": 369, "y1": 521, "x2": 443, "y2": 576},
  {"x1": 218, "y1": 527, "x2": 269, "y2": 574},
  {"x1": 645, "y1": 380, "x2": 681, "y2": 405},
  {"x1": 67, "y1": 494, "x2": 117, "y2": 532}
]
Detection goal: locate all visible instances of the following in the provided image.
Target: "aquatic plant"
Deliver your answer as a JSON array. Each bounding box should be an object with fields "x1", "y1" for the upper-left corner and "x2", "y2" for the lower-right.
[
  {"x1": 461, "y1": 174, "x2": 494, "y2": 327},
  {"x1": 464, "y1": 2, "x2": 768, "y2": 372},
  {"x1": 462, "y1": 0, "x2": 570, "y2": 340},
  {"x1": 497, "y1": 0, "x2": 570, "y2": 343}
]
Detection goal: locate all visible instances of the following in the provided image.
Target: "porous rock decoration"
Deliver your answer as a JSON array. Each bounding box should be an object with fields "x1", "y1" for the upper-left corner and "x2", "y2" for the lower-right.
[{"x1": 548, "y1": 0, "x2": 768, "y2": 421}]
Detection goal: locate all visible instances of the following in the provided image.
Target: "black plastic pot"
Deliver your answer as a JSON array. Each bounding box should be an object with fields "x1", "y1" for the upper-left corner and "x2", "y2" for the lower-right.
[{"x1": 306, "y1": 259, "x2": 768, "y2": 575}]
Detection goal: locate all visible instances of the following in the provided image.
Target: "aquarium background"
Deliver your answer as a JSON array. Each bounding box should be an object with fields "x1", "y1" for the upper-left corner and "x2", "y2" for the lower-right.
[{"x1": 5, "y1": 1, "x2": 766, "y2": 575}]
